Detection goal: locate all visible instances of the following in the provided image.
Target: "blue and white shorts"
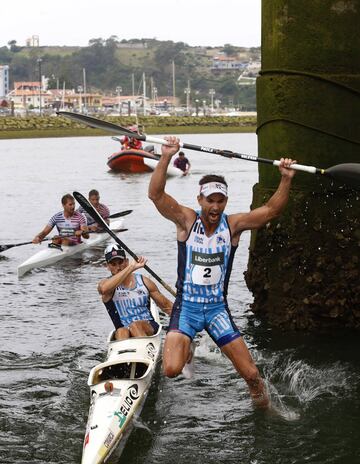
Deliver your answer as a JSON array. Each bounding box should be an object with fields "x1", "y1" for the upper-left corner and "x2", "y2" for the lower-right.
[{"x1": 169, "y1": 298, "x2": 241, "y2": 347}]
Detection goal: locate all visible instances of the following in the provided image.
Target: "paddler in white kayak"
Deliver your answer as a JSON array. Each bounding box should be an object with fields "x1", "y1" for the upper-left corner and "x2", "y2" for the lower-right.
[
  {"x1": 148, "y1": 136, "x2": 297, "y2": 408},
  {"x1": 98, "y1": 243, "x2": 173, "y2": 340},
  {"x1": 77, "y1": 189, "x2": 110, "y2": 232},
  {"x1": 32, "y1": 193, "x2": 89, "y2": 248}
]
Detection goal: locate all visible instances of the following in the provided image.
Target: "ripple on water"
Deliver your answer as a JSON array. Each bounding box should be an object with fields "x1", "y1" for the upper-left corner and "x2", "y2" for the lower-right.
[{"x1": 0, "y1": 134, "x2": 359, "y2": 463}]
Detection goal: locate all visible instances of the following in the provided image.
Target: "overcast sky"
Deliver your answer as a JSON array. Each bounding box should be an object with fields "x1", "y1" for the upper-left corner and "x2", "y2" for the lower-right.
[{"x1": 0, "y1": 0, "x2": 261, "y2": 48}]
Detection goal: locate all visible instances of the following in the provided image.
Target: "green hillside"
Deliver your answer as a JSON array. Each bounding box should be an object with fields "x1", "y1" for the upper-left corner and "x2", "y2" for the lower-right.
[{"x1": 0, "y1": 38, "x2": 259, "y2": 109}]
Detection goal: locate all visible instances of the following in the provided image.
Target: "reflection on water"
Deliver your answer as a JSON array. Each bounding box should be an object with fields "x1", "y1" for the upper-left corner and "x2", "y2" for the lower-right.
[{"x1": 0, "y1": 134, "x2": 359, "y2": 463}]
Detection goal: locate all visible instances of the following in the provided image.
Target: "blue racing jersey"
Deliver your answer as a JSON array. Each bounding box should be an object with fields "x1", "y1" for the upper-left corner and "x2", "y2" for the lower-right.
[
  {"x1": 104, "y1": 273, "x2": 154, "y2": 327},
  {"x1": 176, "y1": 213, "x2": 237, "y2": 304}
]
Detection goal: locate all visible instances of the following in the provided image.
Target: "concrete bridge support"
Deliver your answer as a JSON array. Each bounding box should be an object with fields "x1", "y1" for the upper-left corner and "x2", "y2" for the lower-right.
[{"x1": 245, "y1": 0, "x2": 360, "y2": 329}]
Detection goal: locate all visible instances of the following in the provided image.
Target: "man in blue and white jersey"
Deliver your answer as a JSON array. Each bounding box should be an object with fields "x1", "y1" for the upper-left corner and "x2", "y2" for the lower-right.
[
  {"x1": 148, "y1": 136, "x2": 297, "y2": 408},
  {"x1": 98, "y1": 243, "x2": 173, "y2": 340},
  {"x1": 32, "y1": 193, "x2": 89, "y2": 247},
  {"x1": 77, "y1": 189, "x2": 110, "y2": 232}
]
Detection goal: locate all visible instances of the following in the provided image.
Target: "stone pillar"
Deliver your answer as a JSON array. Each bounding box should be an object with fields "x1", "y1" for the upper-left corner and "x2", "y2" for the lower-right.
[{"x1": 245, "y1": 0, "x2": 360, "y2": 329}]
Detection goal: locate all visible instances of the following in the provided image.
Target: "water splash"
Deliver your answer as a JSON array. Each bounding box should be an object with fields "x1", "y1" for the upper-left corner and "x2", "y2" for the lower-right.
[
  {"x1": 281, "y1": 358, "x2": 351, "y2": 403},
  {"x1": 262, "y1": 354, "x2": 353, "y2": 421}
]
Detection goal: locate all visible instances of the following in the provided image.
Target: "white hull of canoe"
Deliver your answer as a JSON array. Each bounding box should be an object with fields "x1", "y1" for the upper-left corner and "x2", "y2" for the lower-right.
[
  {"x1": 81, "y1": 301, "x2": 161, "y2": 464},
  {"x1": 143, "y1": 158, "x2": 183, "y2": 177},
  {"x1": 17, "y1": 219, "x2": 124, "y2": 277}
]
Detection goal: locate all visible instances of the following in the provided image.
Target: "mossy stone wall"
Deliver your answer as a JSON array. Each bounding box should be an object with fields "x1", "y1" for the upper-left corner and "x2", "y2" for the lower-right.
[{"x1": 246, "y1": 0, "x2": 360, "y2": 329}]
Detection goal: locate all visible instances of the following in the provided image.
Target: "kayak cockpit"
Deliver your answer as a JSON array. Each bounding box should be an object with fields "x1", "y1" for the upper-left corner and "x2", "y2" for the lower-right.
[{"x1": 89, "y1": 360, "x2": 151, "y2": 386}]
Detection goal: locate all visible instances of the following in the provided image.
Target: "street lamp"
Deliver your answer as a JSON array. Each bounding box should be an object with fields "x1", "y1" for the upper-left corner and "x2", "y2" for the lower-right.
[
  {"x1": 37, "y1": 58, "x2": 42, "y2": 115},
  {"x1": 116, "y1": 86, "x2": 122, "y2": 115},
  {"x1": 209, "y1": 89, "x2": 215, "y2": 113},
  {"x1": 77, "y1": 85, "x2": 83, "y2": 113},
  {"x1": 153, "y1": 86, "x2": 157, "y2": 111},
  {"x1": 195, "y1": 99, "x2": 199, "y2": 117},
  {"x1": 184, "y1": 87, "x2": 191, "y2": 114},
  {"x1": 202, "y1": 100, "x2": 207, "y2": 116}
]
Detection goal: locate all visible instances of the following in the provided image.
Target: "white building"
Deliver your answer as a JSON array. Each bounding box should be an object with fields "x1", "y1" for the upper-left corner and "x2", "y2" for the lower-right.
[
  {"x1": 26, "y1": 35, "x2": 39, "y2": 47},
  {"x1": 211, "y1": 55, "x2": 246, "y2": 71},
  {"x1": 0, "y1": 65, "x2": 10, "y2": 98},
  {"x1": 237, "y1": 61, "x2": 261, "y2": 86},
  {"x1": 7, "y1": 81, "x2": 52, "y2": 110}
]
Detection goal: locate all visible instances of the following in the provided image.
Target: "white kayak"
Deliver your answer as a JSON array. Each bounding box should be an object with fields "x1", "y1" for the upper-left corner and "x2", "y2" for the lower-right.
[
  {"x1": 143, "y1": 158, "x2": 183, "y2": 177},
  {"x1": 81, "y1": 300, "x2": 161, "y2": 464},
  {"x1": 17, "y1": 219, "x2": 124, "y2": 277}
]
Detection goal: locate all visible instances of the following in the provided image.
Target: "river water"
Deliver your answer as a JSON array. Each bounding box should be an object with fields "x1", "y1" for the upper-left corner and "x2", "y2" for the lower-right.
[{"x1": 0, "y1": 134, "x2": 359, "y2": 464}]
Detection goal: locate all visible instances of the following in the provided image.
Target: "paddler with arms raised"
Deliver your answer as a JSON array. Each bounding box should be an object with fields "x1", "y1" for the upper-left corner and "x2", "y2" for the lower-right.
[
  {"x1": 148, "y1": 136, "x2": 297, "y2": 408},
  {"x1": 98, "y1": 243, "x2": 173, "y2": 340}
]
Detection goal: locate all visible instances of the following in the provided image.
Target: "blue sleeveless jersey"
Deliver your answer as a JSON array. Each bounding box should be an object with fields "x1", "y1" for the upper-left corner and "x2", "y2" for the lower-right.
[
  {"x1": 104, "y1": 273, "x2": 153, "y2": 327},
  {"x1": 176, "y1": 213, "x2": 237, "y2": 303}
]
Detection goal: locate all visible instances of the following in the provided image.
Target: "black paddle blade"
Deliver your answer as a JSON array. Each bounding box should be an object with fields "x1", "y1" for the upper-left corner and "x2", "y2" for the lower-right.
[
  {"x1": 324, "y1": 163, "x2": 360, "y2": 189},
  {"x1": 109, "y1": 209, "x2": 133, "y2": 219},
  {"x1": 0, "y1": 240, "x2": 40, "y2": 252},
  {"x1": 0, "y1": 244, "x2": 17, "y2": 252},
  {"x1": 57, "y1": 111, "x2": 145, "y2": 140},
  {"x1": 73, "y1": 191, "x2": 108, "y2": 228}
]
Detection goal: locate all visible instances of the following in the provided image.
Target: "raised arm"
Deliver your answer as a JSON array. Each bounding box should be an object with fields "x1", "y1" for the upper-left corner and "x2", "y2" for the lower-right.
[
  {"x1": 144, "y1": 277, "x2": 173, "y2": 316},
  {"x1": 98, "y1": 257, "x2": 146, "y2": 302},
  {"x1": 148, "y1": 136, "x2": 195, "y2": 236},
  {"x1": 229, "y1": 158, "x2": 297, "y2": 234}
]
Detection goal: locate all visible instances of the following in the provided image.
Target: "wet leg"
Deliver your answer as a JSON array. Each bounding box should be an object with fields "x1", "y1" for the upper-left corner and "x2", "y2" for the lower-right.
[
  {"x1": 128, "y1": 320, "x2": 155, "y2": 337},
  {"x1": 163, "y1": 331, "x2": 191, "y2": 378},
  {"x1": 221, "y1": 337, "x2": 269, "y2": 408},
  {"x1": 115, "y1": 327, "x2": 130, "y2": 340}
]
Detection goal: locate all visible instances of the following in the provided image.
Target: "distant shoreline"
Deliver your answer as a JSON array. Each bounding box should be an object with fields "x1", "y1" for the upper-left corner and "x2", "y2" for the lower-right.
[
  {"x1": 0, "y1": 125, "x2": 256, "y2": 140},
  {"x1": 0, "y1": 115, "x2": 257, "y2": 140}
]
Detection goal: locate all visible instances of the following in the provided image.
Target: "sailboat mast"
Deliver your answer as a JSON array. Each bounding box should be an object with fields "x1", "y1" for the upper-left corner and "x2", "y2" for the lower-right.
[
  {"x1": 143, "y1": 72, "x2": 146, "y2": 116},
  {"x1": 61, "y1": 81, "x2": 66, "y2": 110},
  {"x1": 83, "y1": 68, "x2": 87, "y2": 112},
  {"x1": 172, "y1": 60, "x2": 176, "y2": 113}
]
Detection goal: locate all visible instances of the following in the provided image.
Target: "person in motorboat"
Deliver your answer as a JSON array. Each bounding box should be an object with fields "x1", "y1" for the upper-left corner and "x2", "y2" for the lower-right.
[
  {"x1": 77, "y1": 189, "x2": 110, "y2": 232},
  {"x1": 144, "y1": 144, "x2": 155, "y2": 154},
  {"x1": 98, "y1": 243, "x2": 173, "y2": 340},
  {"x1": 120, "y1": 124, "x2": 143, "y2": 150},
  {"x1": 144, "y1": 144, "x2": 158, "y2": 155},
  {"x1": 32, "y1": 193, "x2": 89, "y2": 249},
  {"x1": 173, "y1": 150, "x2": 191, "y2": 175},
  {"x1": 148, "y1": 136, "x2": 297, "y2": 408}
]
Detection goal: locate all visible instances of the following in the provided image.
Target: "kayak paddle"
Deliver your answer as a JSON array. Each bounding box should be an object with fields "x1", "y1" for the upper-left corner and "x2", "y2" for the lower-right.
[
  {"x1": 58, "y1": 111, "x2": 360, "y2": 189},
  {"x1": 73, "y1": 190, "x2": 176, "y2": 297},
  {"x1": 0, "y1": 229, "x2": 128, "y2": 253},
  {"x1": 0, "y1": 238, "x2": 50, "y2": 252}
]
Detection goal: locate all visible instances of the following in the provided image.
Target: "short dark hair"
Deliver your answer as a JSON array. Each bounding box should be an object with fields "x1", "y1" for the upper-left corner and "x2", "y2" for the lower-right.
[
  {"x1": 61, "y1": 193, "x2": 74, "y2": 205},
  {"x1": 178, "y1": 151, "x2": 185, "y2": 156},
  {"x1": 199, "y1": 174, "x2": 228, "y2": 187},
  {"x1": 89, "y1": 189, "x2": 99, "y2": 197}
]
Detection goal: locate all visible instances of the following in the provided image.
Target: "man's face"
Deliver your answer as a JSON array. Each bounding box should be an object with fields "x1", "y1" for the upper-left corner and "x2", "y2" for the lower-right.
[
  {"x1": 63, "y1": 199, "x2": 75, "y2": 215},
  {"x1": 89, "y1": 194, "x2": 100, "y2": 209},
  {"x1": 197, "y1": 193, "x2": 228, "y2": 224},
  {"x1": 107, "y1": 258, "x2": 128, "y2": 275}
]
